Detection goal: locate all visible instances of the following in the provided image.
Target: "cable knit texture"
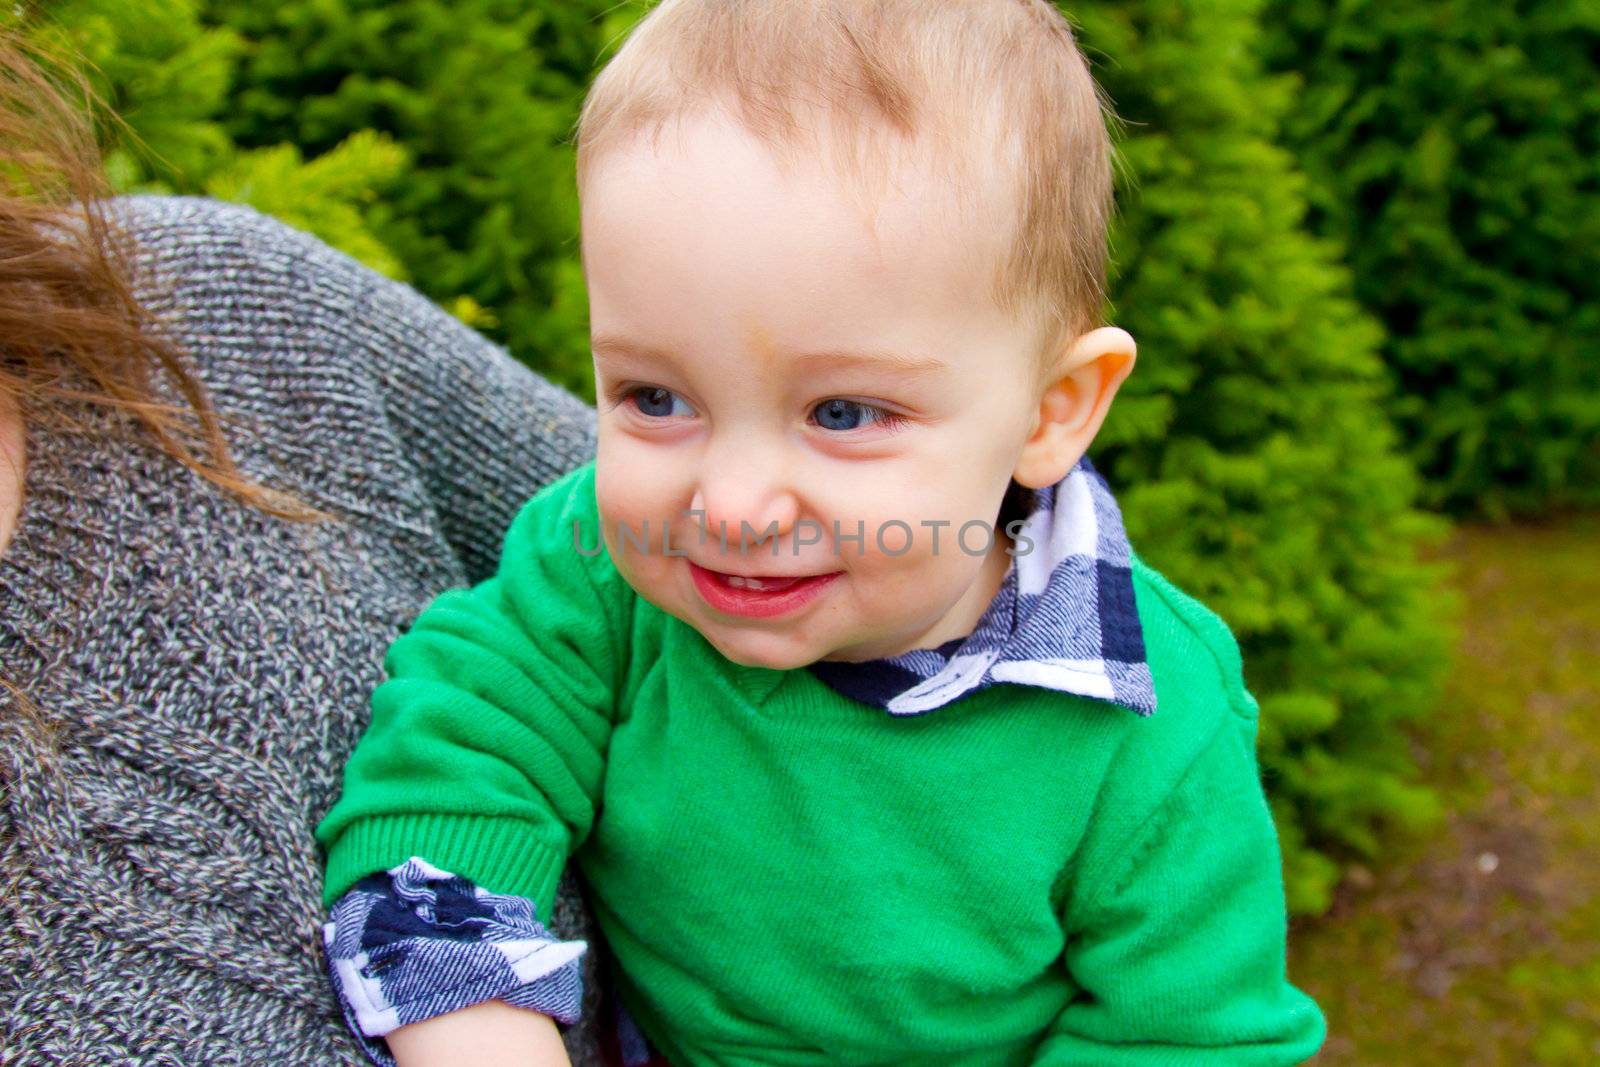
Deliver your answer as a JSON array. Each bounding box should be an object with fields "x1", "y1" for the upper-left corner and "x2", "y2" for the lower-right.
[{"x1": 0, "y1": 196, "x2": 603, "y2": 1065}]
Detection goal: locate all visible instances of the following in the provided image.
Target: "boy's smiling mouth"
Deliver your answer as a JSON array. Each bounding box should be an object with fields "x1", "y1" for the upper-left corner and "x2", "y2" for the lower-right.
[{"x1": 687, "y1": 561, "x2": 843, "y2": 619}]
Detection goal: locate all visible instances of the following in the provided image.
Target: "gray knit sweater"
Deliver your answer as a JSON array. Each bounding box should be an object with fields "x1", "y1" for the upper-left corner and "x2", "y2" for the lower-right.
[{"x1": 0, "y1": 196, "x2": 604, "y2": 1065}]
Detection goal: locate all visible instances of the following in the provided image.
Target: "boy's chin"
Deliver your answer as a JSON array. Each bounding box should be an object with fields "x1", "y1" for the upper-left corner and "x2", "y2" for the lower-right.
[
  {"x1": 706, "y1": 632, "x2": 903, "y2": 672},
  {"x1": 707, "y1": 630, "x2": 870, "y2": 671},
  {"x1": 703, "y1": 631, "x2": 827, "y2": 672}
]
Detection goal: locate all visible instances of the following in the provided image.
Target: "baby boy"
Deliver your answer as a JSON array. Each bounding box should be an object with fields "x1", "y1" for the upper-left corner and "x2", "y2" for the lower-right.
[{"x1": 316, "y1": 1, "x2": 1328, "y2": 1064}]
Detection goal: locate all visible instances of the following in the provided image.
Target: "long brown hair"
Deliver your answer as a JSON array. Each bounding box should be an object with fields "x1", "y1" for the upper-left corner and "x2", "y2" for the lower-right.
[{"x1": 0, "y1": 31, "x2": 309, "y2": 518}]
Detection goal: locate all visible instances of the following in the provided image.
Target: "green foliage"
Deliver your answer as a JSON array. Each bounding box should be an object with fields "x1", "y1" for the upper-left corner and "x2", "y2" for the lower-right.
[
  {"x1": 18, "y1": 0, "x2": 403, "y2": 278},
  {"x1": 1066, "y1": 0, "x2": 1452, "y2": 913},
  {"x1": 23, "y1": 0, "x2": 241, "y2": 188},
  {"x1": 199, "y1": 0, "x2": 620, "y2": 396},
  {"x1": 1260, "y1": 0, "x2": 1600, "y2": 517},
  {"x1": 204, "y1": 132, "x2": 410, "y2": 279},
  {"x1": 1511, "y1": 956, "x2": 1600, "y2": 1064}
]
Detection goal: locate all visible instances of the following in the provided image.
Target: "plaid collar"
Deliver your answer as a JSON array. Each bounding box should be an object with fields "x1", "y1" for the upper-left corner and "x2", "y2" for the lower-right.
[{"x1": 806, "y1": 456, "x2": 1157, "y2": 717}]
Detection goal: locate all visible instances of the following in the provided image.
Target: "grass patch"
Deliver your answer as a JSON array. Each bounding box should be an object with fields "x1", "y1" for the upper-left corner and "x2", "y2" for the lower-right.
[{"x1": 1288, "y1": 512, "x2": 1600, "y2": 1065}]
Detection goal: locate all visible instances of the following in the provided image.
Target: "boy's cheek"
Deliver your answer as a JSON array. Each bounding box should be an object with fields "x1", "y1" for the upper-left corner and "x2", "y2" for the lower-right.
[{"x1": 595, "y1": 461, "x2": 679, "y2": 536}]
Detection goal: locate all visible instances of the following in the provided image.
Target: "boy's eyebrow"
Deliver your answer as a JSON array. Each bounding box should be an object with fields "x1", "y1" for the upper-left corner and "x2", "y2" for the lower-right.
[
  {"x1": 591, "y1": 336, "x2": 947, "y2": 377},
  {"x1": 794, "y1": 349, "x2": 948, "y2": 377},
  {"x1": 590, "y1": 336, "x2": 670, "y2": 364}
]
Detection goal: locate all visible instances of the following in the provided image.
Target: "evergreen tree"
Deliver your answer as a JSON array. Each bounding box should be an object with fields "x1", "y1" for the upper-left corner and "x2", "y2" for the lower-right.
[
  {"x1": 15, "y1": 0, "x2": 405, "y2": 278},
  {"x1": 1262, "y1": 0, "x2": 1600, "y2": 516},
  {"x1": 1067, "y1": 0, "x2": 1451, "y2": 913},
  {"x1": 199, "y1": 0, "x2": 619, "y2": 395}
]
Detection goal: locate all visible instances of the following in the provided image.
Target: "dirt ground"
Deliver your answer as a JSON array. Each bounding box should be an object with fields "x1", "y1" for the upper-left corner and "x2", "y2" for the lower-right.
[{"x1": 1288, "y1": 513, "x2": 1600, "y2": 1065}]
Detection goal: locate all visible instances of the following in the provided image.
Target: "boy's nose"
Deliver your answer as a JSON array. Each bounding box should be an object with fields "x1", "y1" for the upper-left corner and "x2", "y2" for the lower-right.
[{"x1": 690, "y1": 454, "x2": 801, "y2": 555}]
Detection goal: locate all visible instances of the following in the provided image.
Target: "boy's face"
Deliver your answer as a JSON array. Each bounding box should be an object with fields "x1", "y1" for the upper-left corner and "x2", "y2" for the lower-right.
[{"x1": 581, "y1": 110, "x2": 1050, "y2": 670}]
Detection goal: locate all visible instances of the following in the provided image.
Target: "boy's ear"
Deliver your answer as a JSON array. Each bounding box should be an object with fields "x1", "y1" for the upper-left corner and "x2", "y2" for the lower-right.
[{"x1": 1013, "y1": 326, "x2": 1137, "y2": 490}]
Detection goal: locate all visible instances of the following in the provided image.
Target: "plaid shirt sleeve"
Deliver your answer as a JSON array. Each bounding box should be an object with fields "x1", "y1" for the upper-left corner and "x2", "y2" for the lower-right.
[{"x1": 323, "y1": 857, "x2": 588, "y2": 1066}]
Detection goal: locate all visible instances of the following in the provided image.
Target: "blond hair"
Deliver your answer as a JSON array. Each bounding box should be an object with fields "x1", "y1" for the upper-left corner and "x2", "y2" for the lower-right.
[{"x1": 576, "y1": 0, "x2": 1118, "y2": 359}]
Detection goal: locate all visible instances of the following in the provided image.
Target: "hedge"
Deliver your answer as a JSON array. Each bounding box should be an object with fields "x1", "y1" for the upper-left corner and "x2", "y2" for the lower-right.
[{"x1": 1261, "y1": 0, "x2": 1600, "y2": 517}]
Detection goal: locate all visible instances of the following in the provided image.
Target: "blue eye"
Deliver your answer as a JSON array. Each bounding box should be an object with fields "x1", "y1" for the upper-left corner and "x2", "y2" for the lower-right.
[
  {"x1": 626, "y1": 386, "x2": 694, "y2": 418},
  {"x1": 812, "y1": 398, "x2": 896, "y2": 432}
]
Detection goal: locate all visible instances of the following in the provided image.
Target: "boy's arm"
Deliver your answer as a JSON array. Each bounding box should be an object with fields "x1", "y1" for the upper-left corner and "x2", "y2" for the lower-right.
[
  {"x1": 1034, "y1": 713, "x2": 1327, "y2": 1066},
  {"x1": 316, "y1": 467, "x2": 622, "y2": 1063},
  {"x1": 323, "y1": 860, "x2": 585, "y2": 1067},
  {"x1": 317, "y1": 462, "x2": 629, "y2": 919},
  {"x1": 387, "y1": 1000, "x2": 572, "y2": 1067}
]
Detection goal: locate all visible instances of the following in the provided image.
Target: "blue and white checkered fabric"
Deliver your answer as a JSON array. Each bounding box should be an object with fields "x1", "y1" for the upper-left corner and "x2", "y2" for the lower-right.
[
  {"x1": 324, "y1": 857, "x2": 586, "y2": 1066},
  {"x1": 808, "y1": 456, "x2": 1157, "y2": 717}
]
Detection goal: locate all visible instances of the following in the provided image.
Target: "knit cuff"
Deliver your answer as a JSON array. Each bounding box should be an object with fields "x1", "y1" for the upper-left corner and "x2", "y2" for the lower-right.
[{"x1": 322, "y1": 813, "x2": 568, "y2": 918}]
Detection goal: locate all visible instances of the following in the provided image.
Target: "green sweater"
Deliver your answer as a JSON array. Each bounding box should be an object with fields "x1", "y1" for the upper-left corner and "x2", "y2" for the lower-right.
[{"x1": 318, "y1": 463, "x2": 1325, "y2": 1065}]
